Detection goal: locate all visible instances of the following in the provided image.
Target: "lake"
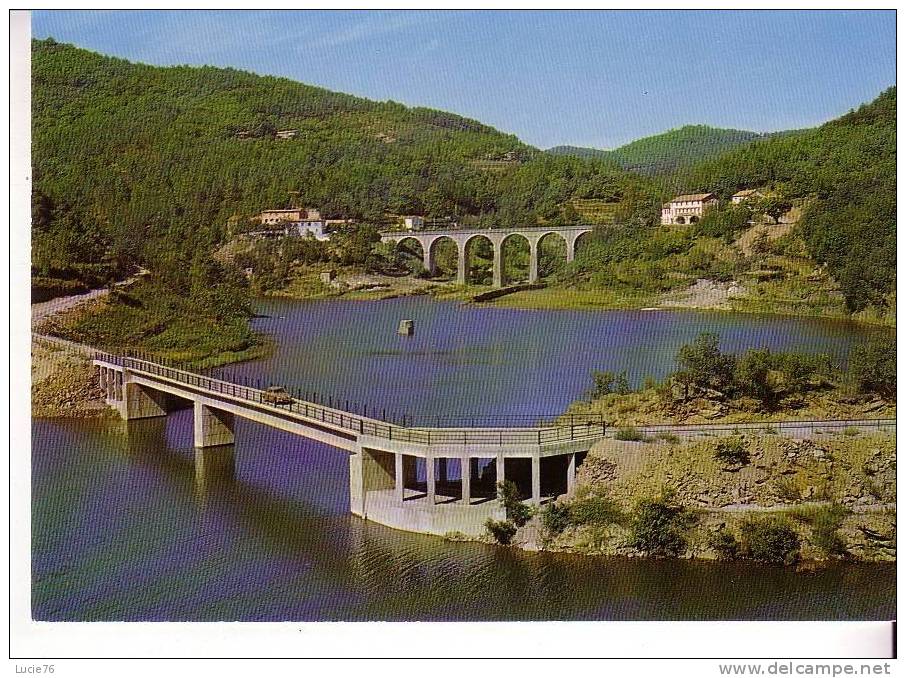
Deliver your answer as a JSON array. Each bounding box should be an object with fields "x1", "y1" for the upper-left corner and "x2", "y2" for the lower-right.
[{"x1": 31, "y1": 298, "x2": 895, "y2": 620}]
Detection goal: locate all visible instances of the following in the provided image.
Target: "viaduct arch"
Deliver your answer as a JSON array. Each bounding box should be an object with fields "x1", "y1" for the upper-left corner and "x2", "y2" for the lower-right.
[{"x1": 380, "y1": 226, "x2": 595, "y2": 287}]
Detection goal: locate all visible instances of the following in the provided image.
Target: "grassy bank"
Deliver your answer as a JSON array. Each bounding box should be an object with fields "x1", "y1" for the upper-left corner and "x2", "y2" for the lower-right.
[{"x1": 38, "y1": 277, "x2": 268, "y2": 369}]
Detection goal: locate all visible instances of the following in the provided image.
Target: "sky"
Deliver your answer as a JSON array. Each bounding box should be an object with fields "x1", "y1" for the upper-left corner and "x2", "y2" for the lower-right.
[{"x1": 31, "y1": 10, "x2": 896, "y2": 149}]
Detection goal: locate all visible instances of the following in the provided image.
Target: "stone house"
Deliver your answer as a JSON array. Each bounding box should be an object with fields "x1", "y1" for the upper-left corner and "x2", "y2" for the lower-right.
[
  {"x1": 661, "y1": 193, "x2": 718, "y2": 225},
  {"x1": 731, "y1": 189, "x2": 765, "y2": 205}
]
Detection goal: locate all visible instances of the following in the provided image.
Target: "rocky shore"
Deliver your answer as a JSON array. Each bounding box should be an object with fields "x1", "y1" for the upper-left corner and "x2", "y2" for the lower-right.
[
  {"x1": 499, "y1": 432, "x2": 896, "y2": 564},
  {"x1": 32, "y1": 340, "x2": 112, "y2": 418}
]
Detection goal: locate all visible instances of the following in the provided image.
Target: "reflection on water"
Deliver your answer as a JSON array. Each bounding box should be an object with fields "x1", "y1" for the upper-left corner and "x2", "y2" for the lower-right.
[
  {"x1": 216, "y1": 298, "x2": 887, "y2": 423},
  {"x1": 32, "y1": 299, "x2": 895, "y2": 621},
  {"x1": 33, "y1": 415, "x2": 894, "y2": 622}
]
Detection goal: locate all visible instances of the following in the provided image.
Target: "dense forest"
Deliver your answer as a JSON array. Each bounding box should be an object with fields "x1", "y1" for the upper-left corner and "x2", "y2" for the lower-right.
[
  {"x1": 547, "y1": 125, "x2": 792, "y2": 175},
  {"x1": 671, "y1": 87, "x2": 896, "y2": 311},
  {"x1": 31, "y1": 38, "x2": 895, "y2": 352},
  {"x1": 31, "y1": 38, "x2": 655, "y2": 291}
]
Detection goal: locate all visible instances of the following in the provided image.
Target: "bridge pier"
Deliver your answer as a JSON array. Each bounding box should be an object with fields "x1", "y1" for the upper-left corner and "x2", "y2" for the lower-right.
[
  {"x1": 423, "y1": 247, "x2": 436, "y2": 276},
  {"x1": 193, "y1": 402, "x2": 235, "y2": 448},
  {"x1": 121, "y1": 380, "x2": 168, "y2": 420},
  {"x1": 567, "y1": 452, "x2": 577, "y2": 496},
  {"x1": 531, "y1": 454, "x2": 541, "y2": 505},
  {"x1": 426, "y1": 454, "x2": 436, "y2": 505},
  {"x1": 461, "y1": 455, "x2": 471, "y2": 505},
  {"x1": 492, "y1": 244, "x2": 503, "y2": 288},
  {"x1": 456, "y1": 247, "x2": 468, "y2": 285},
  {"x1": 194, "y1": 445, "x2": 235, "y2": 486},
  {"x1": 528, "y1": 240, "x2": 540, "y2": 284}
]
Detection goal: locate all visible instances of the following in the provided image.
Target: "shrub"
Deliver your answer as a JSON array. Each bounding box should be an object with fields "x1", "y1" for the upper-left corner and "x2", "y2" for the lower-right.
[
  {"x1": 540, "y1": 502, "x2": 571, "y2": 536},
  {"x1": 568, "y1": 494, "x2": 624, "y2": 527},
  {"x1": 714, "y1": 437, "x2": 750, "y2": 466},
  {"x1": 676, "y1": 332, "x2": 736, "y2": 392},
  {"x1": 710, "y1": 528, "x2": 740, "y2": 560},
  {"x1": 740, "y1": 517, "x2": 801, "y2": 564},
  {"x1": 485, "y1": 519, "x2": 517, "y2": 545},
  {"x1": 842, "y1": 426, "x2": 860, "y2": 437},
  {"x1": 849, "y1": 337, "x2": 896, "y2": 397},
  {"x1": 642, "y1": 375, "x2": 658, "y2": 390},
  {"x1": 589, "y1": 370, "x2": 616, "y2": 398},
  {"x1": 773, "y1": 476, "x2": 801, "y2": 502},
  {"x1": 629, "y1": 495, "x2": 691, "y2": 557},
  {"x1": 497, "y1": 480, "x2": 533, "y2": 527},
  {"x1": 614, "y1": 372, "x2": 632, "y2": 395},
  {"x1": 615, "y1": 426, "x2": 646, "y2": 442},
  {"x1": 656, "y1": 431, "x2": 680, "y2": 445},
  {"x1": 589, "y1": 370, "x2": 631, "y2": 398},
  {"x1": 789, "y1": 504, "x2": 849, "y2": 557}
]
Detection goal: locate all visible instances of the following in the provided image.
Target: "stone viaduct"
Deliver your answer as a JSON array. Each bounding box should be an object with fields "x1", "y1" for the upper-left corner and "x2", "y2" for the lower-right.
[{"x1": 379, "y1": 226, "x2": 595, "y2": 287}]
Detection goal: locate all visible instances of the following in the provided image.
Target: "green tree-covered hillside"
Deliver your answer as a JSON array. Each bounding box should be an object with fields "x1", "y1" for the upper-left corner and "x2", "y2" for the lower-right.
[
  {"x1": 548, "y1": 125, "x2": 787, "y2": 175},
  {"x1": 31, "y1": 38, "x2": 653, "y2": 288},
  {"x1": 673, "y1": 88, "x2": 896, "y2": 311}
]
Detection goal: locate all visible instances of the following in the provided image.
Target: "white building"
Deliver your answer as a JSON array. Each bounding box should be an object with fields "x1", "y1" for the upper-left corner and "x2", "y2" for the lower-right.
[
  {"x1": 661, "y1": 193, "x2": 718, "y2": 225},
  {"x1": 290, "y1": 220, "x2": 330, "y2": 241},
  {"x1": 731, "y1": 189, "x2": 764, "y2": 205},
  {"x1": 259, "y1": 207, "x2": 321, "y2": 225},
  {"x1": 403, "y1": 216, "x2": 425, "y2": 231}
]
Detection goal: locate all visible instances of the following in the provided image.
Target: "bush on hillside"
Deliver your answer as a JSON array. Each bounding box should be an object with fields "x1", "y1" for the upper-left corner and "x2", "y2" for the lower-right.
[
  {"x1": 630, "y1": 494, "x2": 692, "y2": 557},
  {"x1": 485, "y1": 519, "x2": 517, "y2": 545},
  {"x1": 740, "y1": 517, "x2": 801, "y2": 564},
  {"x1": 714, "y1": 437, "x2": 750, "y2": 466}
]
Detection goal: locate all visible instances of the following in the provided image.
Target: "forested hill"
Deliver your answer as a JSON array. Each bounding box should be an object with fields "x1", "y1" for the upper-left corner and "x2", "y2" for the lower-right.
[
  {"x1": 548, "y1": 125, "x2": 784, "y2": 175},
  {"x1": 673, "y1": 87, "x2": 896, "y2": 311},
  {"x1": 31, "y1": 38, "x2": 652, "y2": 289}
]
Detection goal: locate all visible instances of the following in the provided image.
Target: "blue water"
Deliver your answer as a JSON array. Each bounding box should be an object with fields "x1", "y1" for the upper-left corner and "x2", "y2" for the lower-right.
[
  {"x1": 214, "y1": 297, "x2": 883, "y2": 423},
  {"x1": 32, "y1": 299, "x2": 895, "y2": 621}
]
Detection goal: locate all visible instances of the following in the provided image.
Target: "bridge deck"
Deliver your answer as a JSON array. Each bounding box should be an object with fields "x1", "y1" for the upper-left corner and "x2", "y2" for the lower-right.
[{"x1": 93, "y1": 353, "x2": 606, "y2": 454}]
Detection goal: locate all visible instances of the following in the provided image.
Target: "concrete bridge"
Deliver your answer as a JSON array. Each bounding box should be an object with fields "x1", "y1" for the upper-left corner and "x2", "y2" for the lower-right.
[
  {"x1": 94, "y1": 352, "x2": 605, "y2": 537},
  {"x1": 91, "y1": 350, "x2": 896, "y2": 538},
  {"x1": 379, "y1": 226, "x2": 595, "y2": 287}
]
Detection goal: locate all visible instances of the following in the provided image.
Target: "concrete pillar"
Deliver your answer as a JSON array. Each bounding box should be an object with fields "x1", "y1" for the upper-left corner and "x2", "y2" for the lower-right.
[
  {"x1": 423, "y1": 244, "x2": 435, "y2": 276},
  {"x1": 531, "y1": 455, "x2": 541, "y2": 505},
  {"x1": 349, "y1": 447, "x2": 366, "y2": 518},
  {"x1": 114, "y1": 371, "x2": 123, "y2": 401},
  {"x1": 105, "y1": 369, "x2": 115, "y2": 401},
  {"x1": 528, "y1": 240, "x2": 539, "y2": 283},
  {"x1": 567, "y1": 452, "x2": 577, "y2": 496},
  {"x1": 496, "y1": 453, "x2": 505, "y2": 490},
  {"x1": 566, "y1": 235, "x2": 577, "y2": 263},
  {"x1": 194, "y1": 446, "x2": 235, "y2": 486},
  {"x1": 456, "y1": 242, "x2": 468, "y2": 285},
  {"x1": 426, "y1": 455, "x2": 436, "y2": 505},
  {"x1": 193, "y1": 401, "x2": 235, "y2": 448},
  {"x1": 395, "y1": 453, "x2": 405, "y2": 504},
  {"x1": 492, "y1": 241, "x2": 503, "y2": 288},
  {"x1": 461, "y1": 455, "x2": 471, "y2": 505},
  {"x1": 122, "y1": 381, "x2": 168, "y2": 420},
  {"x1": 97, "y1": 367, "x2": 105, "y2": 394}
]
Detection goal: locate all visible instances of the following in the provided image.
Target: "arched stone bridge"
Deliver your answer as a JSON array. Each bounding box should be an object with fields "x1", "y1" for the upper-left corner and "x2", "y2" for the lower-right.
[{"x1": 379, "y1": 226, "x2": 595, "y2": 287}]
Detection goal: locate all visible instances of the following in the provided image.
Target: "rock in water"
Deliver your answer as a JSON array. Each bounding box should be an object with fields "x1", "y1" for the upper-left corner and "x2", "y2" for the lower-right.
[{"x1": 397, "y1": 319, "x2": 414, "y2": 336}]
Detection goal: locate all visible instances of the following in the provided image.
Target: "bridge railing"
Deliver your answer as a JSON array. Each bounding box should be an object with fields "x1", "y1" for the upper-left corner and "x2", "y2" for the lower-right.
[
  {"x1": 94, "y1": 352, "x2": 607, "y2": 446},
  {"x1": 632, "y1": 419, "x2": 896, "y2": 437}
]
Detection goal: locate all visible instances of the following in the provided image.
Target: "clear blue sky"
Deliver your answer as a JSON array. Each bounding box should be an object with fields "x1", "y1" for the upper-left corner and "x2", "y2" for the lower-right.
[{"x1": 32, "y1": 10, "x2": 895, "y2": 149}]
